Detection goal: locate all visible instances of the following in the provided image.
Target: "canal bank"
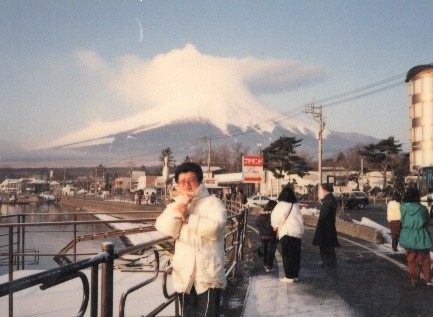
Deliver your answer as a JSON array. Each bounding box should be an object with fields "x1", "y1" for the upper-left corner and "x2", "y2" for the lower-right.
[{"x1": 60, "y1": 196, "x2": 164, "y2": 219}]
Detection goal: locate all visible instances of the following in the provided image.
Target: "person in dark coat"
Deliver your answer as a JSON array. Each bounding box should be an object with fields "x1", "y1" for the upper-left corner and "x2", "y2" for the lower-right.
[
  {"x1": 255, "y1": 200, "x2": 278, "y2": 272},
  {"x1": 313, "y1": 183, "x2": 340, "y2": 268}
]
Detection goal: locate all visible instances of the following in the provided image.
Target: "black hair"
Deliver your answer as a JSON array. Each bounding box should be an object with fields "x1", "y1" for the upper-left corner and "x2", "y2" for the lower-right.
[
  {"x1": 392, "y1": 192, "x2": 401, "y2": 202},
  {"x1": 174, "y1": 162, "x2": 203, "y2": 183},
  {"x1": 277, "y1": 185, "x2": 297, "y2": 203},
  {"x1": 321, "y1": 183, "x2": 334, "y2": 193},
  {"x1": 402, "y1": 187, "x2": 420, "y2": 203},
  {"x1": 264, "y1": 200, "x2": 277, "y2": 211}
]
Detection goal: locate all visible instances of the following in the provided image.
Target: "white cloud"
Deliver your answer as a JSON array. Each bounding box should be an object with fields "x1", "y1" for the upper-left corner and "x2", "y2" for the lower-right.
[{"x1": 47, "y1": 44, "x2": 325, "y2": 148}]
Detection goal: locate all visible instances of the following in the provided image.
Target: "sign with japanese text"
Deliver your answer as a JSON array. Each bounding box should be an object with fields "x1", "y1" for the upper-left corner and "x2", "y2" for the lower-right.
[
  {"x1": 155, "y1": 180, "x2": 166, "y2": 188},
  {"x1": 242, "y1": 155, "x2": 264, "y2": 183},
  {"x1": 203, "y1": 178, "x2": 218, "y2": 186}
]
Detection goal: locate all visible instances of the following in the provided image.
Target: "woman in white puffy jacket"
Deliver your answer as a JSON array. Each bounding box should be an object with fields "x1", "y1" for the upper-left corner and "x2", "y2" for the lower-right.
[
  {"x1": 271, "y1": 185, "x2": 304, "y2": 283},
  {"x1": 155, "y1": 162, "x2": 227, "y2": 317}
]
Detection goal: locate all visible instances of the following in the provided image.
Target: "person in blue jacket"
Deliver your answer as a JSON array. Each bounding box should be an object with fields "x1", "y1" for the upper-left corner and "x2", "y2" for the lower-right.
[{"x1": 399, "y1": 187, "x2": 432, "y2": 288}]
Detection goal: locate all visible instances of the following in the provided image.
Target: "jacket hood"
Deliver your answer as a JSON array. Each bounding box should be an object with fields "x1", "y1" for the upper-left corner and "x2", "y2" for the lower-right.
[
  {"x1": 404, "y1": 203, "x2": 425, "y2": 216},
  {"x1": 170, "y1": 184, "x2": 209, "y2": 203},
  {"x1": 259, "y1": 209, "x2": 272, "y2": 215}
]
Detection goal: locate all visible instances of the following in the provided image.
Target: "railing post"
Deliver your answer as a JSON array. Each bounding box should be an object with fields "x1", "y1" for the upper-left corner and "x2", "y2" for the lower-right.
[
  {"x1": 90, "y1": 265, "x2": 99, "y2": 317},
  {"x1": 8, "y1": 226, "x2": 14, "y2": 317},
  {"x1": 21, "y1": 214, "x2": 25, "y2": 270},
  {"x1": 101, "y1": 242, "x2": 114, "y2": 317},
  {"x1": 74, "y1": 212, "x2": 78, "y2": 262}
]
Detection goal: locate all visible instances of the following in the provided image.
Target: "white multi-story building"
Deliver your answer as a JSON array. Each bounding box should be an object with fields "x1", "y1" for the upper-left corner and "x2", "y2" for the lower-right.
[{"x1": 406, "y1": 65, "x2": 433, "y2": 172}]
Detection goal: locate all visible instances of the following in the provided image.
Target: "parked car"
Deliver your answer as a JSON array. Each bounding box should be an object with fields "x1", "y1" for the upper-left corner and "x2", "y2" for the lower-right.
[
  {"x1": 245, "y1": 195, "x2": 271, "y2": 207},
  {"x1": 334, "y1": 191, "x2": 369, "y2": 209}
]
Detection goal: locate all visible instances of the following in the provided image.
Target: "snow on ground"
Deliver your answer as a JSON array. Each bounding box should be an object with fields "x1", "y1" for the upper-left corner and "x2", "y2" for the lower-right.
[
  {"x1": 93, "y1": 213, "x2": 165, "y2": 246},
  {"x1": 0, "y1": 269, "x2": 175, "y2": 317}
]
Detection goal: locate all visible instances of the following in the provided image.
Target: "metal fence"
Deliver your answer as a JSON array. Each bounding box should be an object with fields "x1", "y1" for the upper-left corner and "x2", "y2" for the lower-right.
[{"x1": 0, "y1": 201, "x2": 248, "y2": 317}]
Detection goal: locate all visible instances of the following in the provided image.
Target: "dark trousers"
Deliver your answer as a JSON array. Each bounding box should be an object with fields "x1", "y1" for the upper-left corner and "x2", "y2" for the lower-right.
[
  {"x1": 261, "y1": 238, "x2": 278, "y2": 268},
  {"x1": 181, "y1": 286, "x2": 222, "y2": 317},
  {"x1": 388, "y1": 220, "x2": 401, "y2": 251},
  {"x1": 319, "y1": 246, "x2": 337, "y2": 267},
  {"x1": 280, "y1": 235, "x2": 302, "y2": 279}
]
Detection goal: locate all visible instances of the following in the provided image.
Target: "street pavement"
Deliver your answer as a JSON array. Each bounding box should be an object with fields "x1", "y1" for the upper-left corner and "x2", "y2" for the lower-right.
[{"x1": 239, "y1": 225, "x2": 433, "y2": 317}]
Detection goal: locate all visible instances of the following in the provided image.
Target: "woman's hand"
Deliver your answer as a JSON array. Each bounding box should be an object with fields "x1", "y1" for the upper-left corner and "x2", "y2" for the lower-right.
[{"x1": 173, "y1": 200, "x2": 189, "y2": 221}]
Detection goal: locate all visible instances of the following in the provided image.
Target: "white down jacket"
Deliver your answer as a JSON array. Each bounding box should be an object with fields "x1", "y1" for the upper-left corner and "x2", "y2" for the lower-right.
[
  {"x1": 271, "y1": 201, "x2": 304, "y2": 239},
  {"x1": 155, "y1": 184, "x2": 227, "y2": 294}
]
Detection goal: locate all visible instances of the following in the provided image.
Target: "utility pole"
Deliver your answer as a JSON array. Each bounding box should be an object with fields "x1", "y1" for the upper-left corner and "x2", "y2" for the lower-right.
[
  {"x1": 257, "y1": 143, "x2": 262, "y2": 156},
  {"x1": 128, "y1": 158, "x2": 134, "y2": 192},
  {"x1": 201, "y1": 137, "x2": 212, "y2": 178},
  {"x1": 305, "y1": 101, "x2": 325, "y2": 196}
]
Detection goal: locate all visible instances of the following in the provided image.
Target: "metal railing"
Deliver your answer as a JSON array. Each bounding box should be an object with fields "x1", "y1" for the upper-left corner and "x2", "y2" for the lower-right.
[
  {"x1": 0, "y1": 242, "x2": 115, "y2": 317},
  {"x1": 0, "y1": 201, "x2": 248, "y2": 316}
]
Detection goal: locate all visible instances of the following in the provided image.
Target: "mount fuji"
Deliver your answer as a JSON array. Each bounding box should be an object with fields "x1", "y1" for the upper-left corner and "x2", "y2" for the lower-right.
[{"x1": 32, "y1": 98, "x2": 376, "y2": 166}]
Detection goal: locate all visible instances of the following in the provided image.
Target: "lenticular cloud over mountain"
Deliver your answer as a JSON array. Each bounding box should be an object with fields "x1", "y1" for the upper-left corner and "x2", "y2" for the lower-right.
[
  {"x1": 47, "y1": 44, "x2": 325, "y2": 148},
  {"x1": 21, "y1": 44, "x2": 377, "y2": 167}
]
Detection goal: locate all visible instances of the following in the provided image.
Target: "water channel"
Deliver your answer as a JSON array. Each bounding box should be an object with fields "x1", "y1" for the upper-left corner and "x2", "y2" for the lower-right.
[{"x1": 0, "y1": 203, "x2": 125, "y2": 276}]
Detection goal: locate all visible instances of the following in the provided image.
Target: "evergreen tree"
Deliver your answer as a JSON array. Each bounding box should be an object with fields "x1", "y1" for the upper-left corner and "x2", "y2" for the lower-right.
[
  {"x1": 358, "y1": 136, "x2": 402, "y2": 189},
  {"x1": 393, "y1": 153, "x2": 410, "y2": 194},
  {"x1": 159, "y1": 147, "x2": 176, "y2": 167},
  {"x1": 262, "y1": 136, "x2": 310, "y2": 179}
]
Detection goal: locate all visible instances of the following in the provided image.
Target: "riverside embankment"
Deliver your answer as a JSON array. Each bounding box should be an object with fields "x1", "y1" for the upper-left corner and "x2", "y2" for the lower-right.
[
  {"x1": 60, "y1": 196, "x2": 164, "y2": 219},
  {"x1": 62, "y1": 197, "x2": 385, "y2": 244}
]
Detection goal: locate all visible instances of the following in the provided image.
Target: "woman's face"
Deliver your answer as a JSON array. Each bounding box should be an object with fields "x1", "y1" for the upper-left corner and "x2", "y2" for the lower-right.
[{"x1": 177, "y1": 171, "x2": 200, "y2": 193}]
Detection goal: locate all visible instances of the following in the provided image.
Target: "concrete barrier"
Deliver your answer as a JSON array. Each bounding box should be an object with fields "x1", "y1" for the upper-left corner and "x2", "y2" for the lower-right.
[
  {"x1": 62, "y1": 198, "x2": 385, "y2": 244},
  {"x1": 303, "y1": 214, "x2": 385, "y2": 244}
]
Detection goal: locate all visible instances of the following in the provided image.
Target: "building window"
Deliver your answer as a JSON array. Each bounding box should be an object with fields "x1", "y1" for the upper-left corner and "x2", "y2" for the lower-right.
[
  {"x1": 424, "y1": 124, "x2": 433, "y2": 142},
  {"x1": 414, "y1": 102, "x2": 423, "y2": 118},
  {"x1": 414, "y1": 78, "x2": 423, "y2": 94},
  {"x1": 414, "y1": 150, "x2": 422, "y2": 167},
  {"x1": 423, "y1": 76, "x2": 433, "y2": 101},
  {"x1": 414, "y1": 126, "x2": 423, "y2": 142}
]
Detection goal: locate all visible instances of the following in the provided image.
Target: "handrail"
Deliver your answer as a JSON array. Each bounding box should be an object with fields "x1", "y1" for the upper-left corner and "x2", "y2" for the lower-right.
[
  {"x1": 119, "y1": 250, "x2": 162, "y2": 317},
  {"x1": 0, "y1": 200, "x2": 248, "y2": 317},
  {"x1": 40, "y1": 271, "x2": 89, "y2": 316},
  {"x1": 0, "y1": 242, "x2": 114, "y2": 317}
]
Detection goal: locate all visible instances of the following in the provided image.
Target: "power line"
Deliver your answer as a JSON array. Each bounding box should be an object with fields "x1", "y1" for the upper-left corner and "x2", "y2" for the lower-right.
[{"x1": 199, "y1": 71, "x2": 407, "y2": 143}]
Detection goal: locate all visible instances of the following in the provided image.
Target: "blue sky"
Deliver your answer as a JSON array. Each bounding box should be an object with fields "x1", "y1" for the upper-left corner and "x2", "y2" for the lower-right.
[{"x1": 1, "y1": 0, "x2": 432, "y2": 159}]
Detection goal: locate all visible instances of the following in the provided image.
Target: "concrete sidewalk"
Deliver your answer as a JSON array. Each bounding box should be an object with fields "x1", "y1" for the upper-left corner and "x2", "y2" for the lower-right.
[
  {"x1": 241, "y1": 249, "x2": 355, "y2": 316},
  {"x1": 240, "y1": 226, "x2": 433, "y2": 317}
]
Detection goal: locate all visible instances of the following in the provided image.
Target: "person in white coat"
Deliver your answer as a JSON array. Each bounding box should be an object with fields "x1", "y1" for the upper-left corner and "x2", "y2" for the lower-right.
[
  {"x1": 387, "y1": 192, "x2": 402, "y2": 252},
  {"x1": 271, "y1": 185, "x2": 304, "y2": 283},
  {"x1": 155, "y1": 162, "x2": 227, "y2": 317}
]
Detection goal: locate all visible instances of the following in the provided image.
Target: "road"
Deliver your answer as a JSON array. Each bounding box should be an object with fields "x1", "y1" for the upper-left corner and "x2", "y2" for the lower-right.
[{"x1": 346, "y1": 203, "x2": 388, "y2": 226}]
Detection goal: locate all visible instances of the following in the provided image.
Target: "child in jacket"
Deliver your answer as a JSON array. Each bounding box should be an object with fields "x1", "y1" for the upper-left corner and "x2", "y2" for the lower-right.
[{"x1": 255, "y1": 200, "x2": 278, "y2": 272}]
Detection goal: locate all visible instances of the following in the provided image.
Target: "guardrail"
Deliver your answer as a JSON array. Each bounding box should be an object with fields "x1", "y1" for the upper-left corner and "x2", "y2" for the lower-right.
[
  {"x1": 0, "y1": 201, "x2": 248, "y2": 316},
  {"x1": 0, "y1": 242, "x2": 115, "y2": 317}
]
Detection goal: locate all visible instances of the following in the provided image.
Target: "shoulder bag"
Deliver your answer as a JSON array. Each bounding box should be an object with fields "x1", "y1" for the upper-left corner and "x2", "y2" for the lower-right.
[{"x1": 276, "y1": 203, "x2": 293, "y2": 240}]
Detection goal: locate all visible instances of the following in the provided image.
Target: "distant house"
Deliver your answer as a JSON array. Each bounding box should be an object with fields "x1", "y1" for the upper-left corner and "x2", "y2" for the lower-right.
[
  {"x1": 113, "y1": 177, "x2": 131, "y2": 193},
  {"x1": 137, "y1": 175, "x2": 158, "y2": 190},
  {"x1": 26, "y1": 179, "x2": 50, "y2": 194},
  {"x1": 62, "y1": 185, "x2": 78, "y2": 196},
  {"x1": 0, "y1": 178, "x2": 28, "y2": 194}
]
